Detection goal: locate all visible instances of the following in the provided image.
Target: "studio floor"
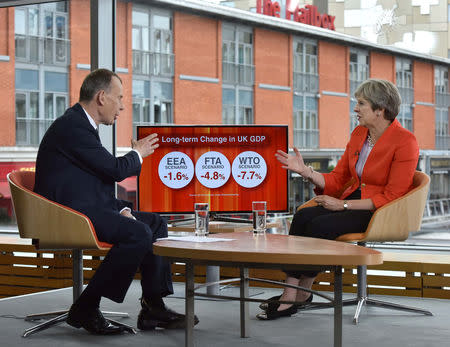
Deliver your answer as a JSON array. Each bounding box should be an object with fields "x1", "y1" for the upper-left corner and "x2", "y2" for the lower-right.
[{"x1": 0, "y1": 280, "x2": 449, "y2": 346}]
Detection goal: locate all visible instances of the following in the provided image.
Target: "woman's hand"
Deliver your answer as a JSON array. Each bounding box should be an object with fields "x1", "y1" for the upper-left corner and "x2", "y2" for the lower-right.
[
  {"x1": 314, "y1": 195, "x2": 344, "y2": 211},
  {"x1": 275, "y1": 147, "x2": 307, "y2": 175}
]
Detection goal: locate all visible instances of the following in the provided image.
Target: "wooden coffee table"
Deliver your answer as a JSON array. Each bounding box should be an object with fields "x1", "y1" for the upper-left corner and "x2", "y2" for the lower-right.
[{"x1": 154, "y1": 232, "x2": 383, "y2": 347}]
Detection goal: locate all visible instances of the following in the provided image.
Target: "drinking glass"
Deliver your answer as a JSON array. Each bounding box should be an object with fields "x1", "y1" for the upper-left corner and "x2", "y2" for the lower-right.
[
  {"x1": 194, "y1": 203, "x2": 209, "y2": 236},
  {"x1": 252, "y1": 201, "x2": 267, "y2": 234}
]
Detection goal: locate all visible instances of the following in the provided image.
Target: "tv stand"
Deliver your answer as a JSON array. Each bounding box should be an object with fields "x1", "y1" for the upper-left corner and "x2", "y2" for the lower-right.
[
  {"x1": 166, "y1": 213, "x2": 252, "y2": 226},
  {"x1": 210, "y1": 213, "x2": 252, "y2": 224}
]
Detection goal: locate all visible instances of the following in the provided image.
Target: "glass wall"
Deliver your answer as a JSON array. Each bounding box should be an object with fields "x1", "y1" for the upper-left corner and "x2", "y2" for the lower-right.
[
  {"x1": 1, "y1": 0, "x2": 449, "y2": 247},
  {"x1": 132, "y1": 5, "x2": 174, "y2": 135},
  {"x1": 15, "y1": 2, "x2": 69, "y2": 146}
]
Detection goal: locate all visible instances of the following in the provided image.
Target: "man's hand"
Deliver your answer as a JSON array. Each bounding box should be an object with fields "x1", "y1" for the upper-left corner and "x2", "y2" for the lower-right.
[
  {"x1": 120, "y1": 209, "x2": 136, "y2": 220},
  {"x1": 131, "y1": 133, "x2": 159, "y2": 158}
]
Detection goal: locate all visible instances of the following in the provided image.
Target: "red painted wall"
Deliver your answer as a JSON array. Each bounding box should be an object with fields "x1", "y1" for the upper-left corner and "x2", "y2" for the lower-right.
[
  {"x1": 370, "y1": 51, "x2": 395, "y2": 81},
  {"x1": 413, "y1": 61, "x2": 435, "y2": 149},
  {"x1": 253, "y1": 27, "x2": 292, "y2": 144},
  {"x1": 0, "y1": 8, "x2": 15, "y2": 146},
  {"x1": 318, "y1": 41, "x2": 349, "y2": 148},
  {"x1": 173, "y1": 13, "x2": 221, "y2": 124}
]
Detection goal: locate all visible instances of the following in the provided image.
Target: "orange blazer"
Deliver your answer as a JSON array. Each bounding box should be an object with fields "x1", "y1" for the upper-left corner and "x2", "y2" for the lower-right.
[{"x1": 315, "y1": 119, "x2": 419, "y2": 209}]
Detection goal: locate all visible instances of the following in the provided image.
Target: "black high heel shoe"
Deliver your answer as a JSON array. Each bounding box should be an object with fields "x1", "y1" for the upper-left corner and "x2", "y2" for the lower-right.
[
  {"x1": 259, "y1": 293, "x2": 313, "y2": 311},
  {"x1": 256, "y1": 301, "x2": 298, "y2": 320},
  {"x1": 259, "y1": 295, "x2": 281, "y2": 310}
]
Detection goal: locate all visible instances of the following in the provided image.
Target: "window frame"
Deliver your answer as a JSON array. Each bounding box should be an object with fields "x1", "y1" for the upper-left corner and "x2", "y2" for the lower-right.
[
  {"x1": 292, "y1": 37, "x2": 319, "y2": 148},
  {"x1": 349, "y1": 48, "x2": 370, "y2": 133},
  {"x1": 14, "y1": 3, "x2": 69, "y2": 66},
  {"x1": 396, "y1": 57, "x2": 414, "y2": 132},
  {"x1": 132, "y1": 6, "x2": 174, "y2": 77},
  {"x1": 221, "y1": 23, "x2": 254, "y2": 125}
]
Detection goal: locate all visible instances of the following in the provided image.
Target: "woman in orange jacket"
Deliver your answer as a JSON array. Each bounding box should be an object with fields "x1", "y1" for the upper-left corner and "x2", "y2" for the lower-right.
[{"x1": 257, "y1": 78, "x2": 419, "y2": 321}]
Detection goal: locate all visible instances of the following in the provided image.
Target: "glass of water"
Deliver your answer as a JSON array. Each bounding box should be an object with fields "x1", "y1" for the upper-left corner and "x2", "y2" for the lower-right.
[
  {"x1": 194, "y1": 203, "x2": 209, "y2": 236},
  {"x1": 252, "y1": 201, "x2": 267, "y2": 235}
]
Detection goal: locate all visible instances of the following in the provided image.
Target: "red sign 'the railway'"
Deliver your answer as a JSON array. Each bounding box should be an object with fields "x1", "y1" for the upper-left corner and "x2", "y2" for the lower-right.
[{"x1": 256, "y1": 0, "x2": 336, "y2": 31}]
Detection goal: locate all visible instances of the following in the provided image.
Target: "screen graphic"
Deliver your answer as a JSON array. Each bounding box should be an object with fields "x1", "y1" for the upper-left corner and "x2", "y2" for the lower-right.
[{"x1": 137, "y1": 125, "x2": 288, "y2": 214}]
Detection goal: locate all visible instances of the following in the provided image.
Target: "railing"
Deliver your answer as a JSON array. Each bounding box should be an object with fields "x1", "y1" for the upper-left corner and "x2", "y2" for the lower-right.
[
  {"x1": 222, "y1": 62, "x2": 254, "y2": 86},
  {"x1": 15, "y1": 35, "x2": 70, "y2": 65},
  {"x1": 293, "y1": 129, "x2": 319, "y2": 149},
  {"x1": 15, "y1": 118, "x2": 54, "y2": 146},
  {"x1": 398, "y1": 86, "x2": 414, "y2": 104},
  {"x1": 422, "y1": 198, "x2": 450, "y2": 225},
  {"x1": 293, "y1": 72, "x2": 319, "y2": 93},
  {"x1": 350, "y1": 80, "x2": 363, "y2": 95},
  {"x1": 435, "y1": 135, "x2": 450, "y2": 150},
  {"x1": 436, "y1": 92, "x2": 450, "y2": 107},
  {"x1": 132, "y1": 50, "x2": 174, "y2": 77}
]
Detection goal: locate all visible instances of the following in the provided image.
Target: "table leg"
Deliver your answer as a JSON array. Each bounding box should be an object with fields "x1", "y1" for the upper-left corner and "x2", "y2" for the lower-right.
[
  {"x1": 206, "y1": 265, "x2": 220, "y2": 295},
  {"x1": 185, "y1": 262, "x2": 195, "y2": 347},
  {"x1": 240, "y1": 267, "x2": 249, "y2": 338},
  {"x1": 334, "y1": 266, "x2": 343, "y2": 347}
]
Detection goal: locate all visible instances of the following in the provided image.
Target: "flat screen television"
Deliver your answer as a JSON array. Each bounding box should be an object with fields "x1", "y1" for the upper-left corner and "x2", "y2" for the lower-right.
[{"x1": 137, "y1": 125, "x2": 288, "y2": 214}]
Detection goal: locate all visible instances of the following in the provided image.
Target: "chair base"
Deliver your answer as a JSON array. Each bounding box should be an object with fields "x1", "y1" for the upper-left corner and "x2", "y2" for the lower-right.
[
  {"x1": 342, "y1": 296, "x2": 433, "y2": 324},
  {"x1": 23, "y1": 311, "x2": 136, "y2": 337},
  {"x1": 25, "y1": 309, "x2": 129, "y2": 322}
]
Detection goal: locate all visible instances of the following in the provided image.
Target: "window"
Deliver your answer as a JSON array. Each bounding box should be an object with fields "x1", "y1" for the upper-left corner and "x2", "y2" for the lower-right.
[
  {"x1": 132, "y1": 6, "x2": 173, "y2": 131},
  {"x1": 349, "y1": 49, "x2": 369, "y2": 132},
  {"x1": 435, "y1": 65, "x2": 449, "y2": 104},
  {"x1": 132, "y1": 79, "x2": 173, "y2": 126},
  {"x1": 396, "y1": 58, "x2": 413, "y2": 131},
  {"x1": 293, "y1": 95, "x2": 318, "y2": 148},
  {"x1": 222, "y1": 25, "x2": 254, "y2": 86},
  {"x1": 293, "y1": 38, "x2": 318, "y2": 148},
  {"x1": 222, "y1": 88, "x2": 253, "y2": 124},
  {"x1": 435, "y1": 66, "x2": 449, "y2": 150},
  {"x1": 293, "y1": 39, "x2": 318, "y2": 93},
  {"x1": 222, "y1": 24, "x2": 254, "y2": 124},
  {"x1": 132, "y1": 8, "x2": 173, "y2": 77},
  {"x1": 14, "y1": 2, "x2": 69, "y2": 146},
  {"x1": 15, "y1": 69, "x2": 68, "y2": 146},
  {"x1": 435, "y1": 108, "x2": 449, "y2": 150},
  {"x1": 15, "y1": 2, "x2": 69, "y2": 65}
]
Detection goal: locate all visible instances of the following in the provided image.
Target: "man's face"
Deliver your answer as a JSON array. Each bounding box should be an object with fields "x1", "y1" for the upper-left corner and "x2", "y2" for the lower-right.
[{"x1": 99, "y1": 76, "x2": 124, "y2": 125}]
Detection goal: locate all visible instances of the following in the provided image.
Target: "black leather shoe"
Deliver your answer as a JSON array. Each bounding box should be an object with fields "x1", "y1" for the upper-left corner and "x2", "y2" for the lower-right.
[
  {"x1": 138, "y1": 298, "x2": 199, "y2": 330},
  {"x1": 259, "y1": 293, "x2": 313, "y2": 311},
  {"x1": 67, "y1": 304, "x2": 125, "y2": 335},
  {"x1": 256, "y1": 301, "x2": 298, "y2": 321}
]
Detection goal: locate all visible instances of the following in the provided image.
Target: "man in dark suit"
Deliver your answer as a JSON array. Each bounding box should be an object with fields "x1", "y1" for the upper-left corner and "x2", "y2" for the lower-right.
[{"x1": 34, "y1": 69, "x2": 197, "y2": 335}]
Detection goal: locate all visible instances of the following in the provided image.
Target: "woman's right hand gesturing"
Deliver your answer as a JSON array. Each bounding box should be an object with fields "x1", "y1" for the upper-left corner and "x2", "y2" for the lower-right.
[{"x1": 275, "y1": 147, "x2": 307, "y2": 175}]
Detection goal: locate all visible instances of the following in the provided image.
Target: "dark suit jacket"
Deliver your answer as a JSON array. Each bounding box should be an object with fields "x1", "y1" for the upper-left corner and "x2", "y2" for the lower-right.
[
  {"x1": 315, "y1": 119, "x2": 419, "y2": 209},
  {"x1": 34, "y1": 103, "x2": 141, "y2": 239}
]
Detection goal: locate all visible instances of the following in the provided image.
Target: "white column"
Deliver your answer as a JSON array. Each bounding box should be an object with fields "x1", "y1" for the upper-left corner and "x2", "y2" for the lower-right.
[{"x1": 90, "y1": 0, "x2": 116, "y2": 155}]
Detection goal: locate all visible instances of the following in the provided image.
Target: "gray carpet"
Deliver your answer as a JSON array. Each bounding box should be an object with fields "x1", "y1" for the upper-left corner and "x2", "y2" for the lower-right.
[{"x1": 0, "y1": 280, "x2": 448, "y2": 346}]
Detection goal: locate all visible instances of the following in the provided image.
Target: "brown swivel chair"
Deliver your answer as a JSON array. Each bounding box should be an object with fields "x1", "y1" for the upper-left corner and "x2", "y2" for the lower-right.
[
  {"x1": 7, "y1": 170, "x2": 135, "y2": 337},
  {"x1": 298, "y1": 170, "x2": 432, "y2": 324}
]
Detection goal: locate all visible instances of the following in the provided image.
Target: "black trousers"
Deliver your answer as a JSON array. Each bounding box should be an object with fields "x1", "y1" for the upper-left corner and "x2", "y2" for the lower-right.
[
  {"x1": 86, "y1": 211, "x2": 173, "y2": 303},
  {"x1": 285, "y1": 190, "x2": 373, "y2": 279}
]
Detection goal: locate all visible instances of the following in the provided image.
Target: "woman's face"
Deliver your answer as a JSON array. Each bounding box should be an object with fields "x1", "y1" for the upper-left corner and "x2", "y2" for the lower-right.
[{"x1": 354, "y1": 97, "x2": 378, "y2": 127}]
